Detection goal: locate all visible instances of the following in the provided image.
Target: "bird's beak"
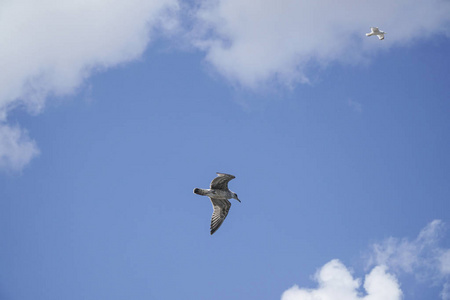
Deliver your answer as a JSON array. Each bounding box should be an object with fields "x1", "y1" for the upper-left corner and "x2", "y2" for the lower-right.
[{"x1": 237, "y1": 197, "x2": 241, "y2": 203}]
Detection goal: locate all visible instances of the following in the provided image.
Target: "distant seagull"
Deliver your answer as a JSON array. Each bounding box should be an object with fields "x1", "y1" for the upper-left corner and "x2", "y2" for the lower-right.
[
  {"x1": 193, "y1": 173, "x2": 241, "y2": 235},
  {"x1": 366, "y1": 27, "x2": 386, "y2": 40}
]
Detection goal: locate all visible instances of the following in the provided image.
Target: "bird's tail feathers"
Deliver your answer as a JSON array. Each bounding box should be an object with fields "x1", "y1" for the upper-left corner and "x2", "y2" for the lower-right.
[{"x1": 194, "y1": 188, "x2": 208, "y2": 195}]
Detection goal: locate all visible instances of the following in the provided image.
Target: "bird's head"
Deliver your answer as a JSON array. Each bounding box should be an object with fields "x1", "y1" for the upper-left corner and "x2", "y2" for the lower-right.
[{"x1": 233, "y1": 193, "x2": 241, "y2": 203}]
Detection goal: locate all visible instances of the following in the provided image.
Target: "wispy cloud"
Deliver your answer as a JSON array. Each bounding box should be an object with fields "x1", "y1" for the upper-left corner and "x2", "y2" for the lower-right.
[
  {"x1": 192, "y1": 0, "x2": 450, "y2": 88},
  {"x1": 368, "y1": 220, "x2": 450, "y2": 298},
  {"x1": 0, "y1": 124, "x2": 39, "y2": 172},
  {"x1": 0, "y1": 0, "x2": 178, "y2": 171},
  {"x1": 443, "y1": 283, "x2": 450, "y2": 300},
  {"x1": 281, "y1": 260, "x2": 402, "y2": 300},
  {"x1": 348, "y1": 99, "x2": 362, "y2": 113},
  {"x1": 441, "y1": 250, "x2": 450, "y2": 275},
  {"x1": 281, "y1": 220, "x2": 450, "y2": 300}
]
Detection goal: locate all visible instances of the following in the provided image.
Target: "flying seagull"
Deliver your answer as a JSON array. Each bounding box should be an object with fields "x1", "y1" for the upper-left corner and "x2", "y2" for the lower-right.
[
  {"x1": 366, "y1": 27, "x2": 386, "y2": 40},
  {"x1": 193, "y1": 172, "x2": 241, "y2": 235}
]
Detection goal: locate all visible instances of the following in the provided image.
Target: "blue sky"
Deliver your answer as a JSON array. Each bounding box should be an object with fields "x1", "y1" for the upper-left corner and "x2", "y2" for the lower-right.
[{"x1": 1, "y1": 1, "x2": 450, "y2": 300}]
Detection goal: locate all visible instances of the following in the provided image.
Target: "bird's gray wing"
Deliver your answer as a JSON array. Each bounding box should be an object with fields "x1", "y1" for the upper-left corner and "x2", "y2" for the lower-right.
[
  {"x1": 210, "y1": 173, "x2": 235, "y2": 190},
  {"x1": 210, "y1": 198, "x2": 231, "y2": 235},
  {"x1": 371, "y1": 27, "x2": 380, "y2": 33}
]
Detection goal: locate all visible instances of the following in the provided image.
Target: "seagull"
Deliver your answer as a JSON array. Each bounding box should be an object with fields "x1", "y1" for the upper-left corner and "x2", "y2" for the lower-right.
[
  {"x1": 366, "y1": 27, "x2": 386, "y2": 40},
  {"x1": 193, "y1": 172, "x2": 241, "y2": 235}
]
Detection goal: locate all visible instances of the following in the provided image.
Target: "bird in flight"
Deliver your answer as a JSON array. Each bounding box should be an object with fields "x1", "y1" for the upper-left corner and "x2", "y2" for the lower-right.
[
  {"x1": 193, "y1": 173, "x2": 241, "y2": 235},
  {"x1": 366, "y1": 27, "x2": 386, "y2": 40}
]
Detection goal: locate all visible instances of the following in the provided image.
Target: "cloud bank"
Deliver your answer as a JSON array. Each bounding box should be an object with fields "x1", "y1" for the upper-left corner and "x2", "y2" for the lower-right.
[
  {"x1": 193, "y1": 0, "x2": 450, "y2": 88},
  {"x1": 282, "y1": 220, "x2": 450, "y2": 300},
  {"x1": 281, "y1": 260, "x2": 402, "y2": 300},
  {"x1": 0, "y1": 0, "x2": 178, "y2": 172},
  {"x1": 2, "y1": 0, "x2": 450, "y2": 171}
]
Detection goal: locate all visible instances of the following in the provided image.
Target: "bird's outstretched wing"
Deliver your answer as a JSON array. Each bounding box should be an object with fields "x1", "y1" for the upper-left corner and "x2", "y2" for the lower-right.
[
  {"x1": 210, "y1": 173, "x2": 235, "y2": 190},
  {"x1": 378, "y1": 34, "x2": 385, "y2": 40},
  {"x1": 210, "y1": 198, "x2": 231, "y2": 235},
  {"x1": 371, "y1": 27, "x2": 380, "y2": 33}
]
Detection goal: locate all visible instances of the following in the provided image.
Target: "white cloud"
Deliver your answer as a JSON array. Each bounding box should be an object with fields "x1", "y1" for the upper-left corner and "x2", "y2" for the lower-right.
[
  {"x1": 369, "y1": 220, "x2": 450, "y2": 299},
  {"x1": 369, "y1": 220, "x2": 446, "y2": 274},
  {"x1": 0, "y1": 0, "x2": 178, "y2": 171},
  {"x1": 282, "y1": 220, "x2": 450, "y2": 300},
  {"x1": 0, "y1": 123, "x2": 39, "y2": 172},
  {"x1": 192, "y1": 0, "x2": 450, "y2": 88},
  {"x1": 281, "y1": 259, "x2": 402, "y2": 300},
  {"x1": 3, "y1": 0, "x2": 450, "y2": 172}
]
